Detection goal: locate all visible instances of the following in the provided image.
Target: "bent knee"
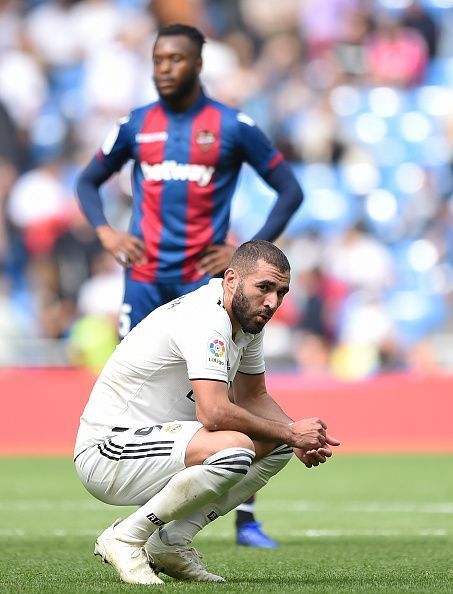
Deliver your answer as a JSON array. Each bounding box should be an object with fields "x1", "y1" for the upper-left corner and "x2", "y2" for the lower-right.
[
  {"x1": 214, "y1": 430, "x2": 254, "y2": 452},
  {"x1": 185, "y1": 428, "x2": 254, "y2": 466}
]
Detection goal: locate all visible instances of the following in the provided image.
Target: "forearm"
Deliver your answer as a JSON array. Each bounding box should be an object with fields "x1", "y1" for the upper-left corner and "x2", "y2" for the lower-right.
[
  {"x1": 252, "y1": 161, "x2": 303, "y2": 242},
  {"x1": 76, "y1": 157, "x2": 112, "y2": 229},
  {"x1": 246, "y1": 394, "x2": 293, "y2": 425},
  {"x1": 233, "y1": 387, "x2": 293, "y2": 425},
  {"x1": 197, "y1": 399, "x2": 293, "y2": 445},
  {"x1": 193, "y1": 379, "x2": 325, "y2": 451}
]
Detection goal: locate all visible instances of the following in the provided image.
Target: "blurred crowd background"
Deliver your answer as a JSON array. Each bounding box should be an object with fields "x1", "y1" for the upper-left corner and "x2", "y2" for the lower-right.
[{"x1": 1, "y1": 0, "x2": 453, "y2": 378}]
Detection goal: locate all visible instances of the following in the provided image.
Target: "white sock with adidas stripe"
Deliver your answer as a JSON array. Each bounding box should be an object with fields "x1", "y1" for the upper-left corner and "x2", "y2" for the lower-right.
[
  {"x1": 158, "y1": 444, "x2": 293, "y2": 546},
  {"x1": 113, "y1": 447, "x2": 255, "y2": 545}
]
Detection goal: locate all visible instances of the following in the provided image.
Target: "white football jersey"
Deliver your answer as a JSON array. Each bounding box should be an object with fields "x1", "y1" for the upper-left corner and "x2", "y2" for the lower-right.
[{"x1": 74, "y1": 279, "x2": 265, "y2": 457}]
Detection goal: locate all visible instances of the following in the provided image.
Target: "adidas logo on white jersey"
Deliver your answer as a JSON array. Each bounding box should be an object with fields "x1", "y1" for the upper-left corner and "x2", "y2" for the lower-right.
[{"x1": 141, "y1": 160, "x2": 215, "y2": 187}]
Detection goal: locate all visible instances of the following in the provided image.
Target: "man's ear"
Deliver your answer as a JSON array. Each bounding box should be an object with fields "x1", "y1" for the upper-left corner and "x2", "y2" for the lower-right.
[
  {"x1": 195, "y1": 56, "x2": 202, "y2": 76},
  {"x1": 224, "y1": 268, "x2": 238, "y2": 291}
]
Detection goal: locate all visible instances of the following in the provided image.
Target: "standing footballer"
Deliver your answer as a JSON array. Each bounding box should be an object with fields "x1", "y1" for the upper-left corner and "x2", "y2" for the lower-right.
[{"x1": 76, "y1": 23, "x2": 304, "y2": 547}]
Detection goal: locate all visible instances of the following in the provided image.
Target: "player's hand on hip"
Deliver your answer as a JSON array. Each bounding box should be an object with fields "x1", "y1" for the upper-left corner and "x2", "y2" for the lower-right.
[
  {"x1": 289, "y1": 417, "x2": 340, "y2": 453},
  {"x1": 96, "y1": 225, "x2": 146, "y2": 267},
  {"x1": 198, "y1": 243, "x2": 236, "y2": 276}
]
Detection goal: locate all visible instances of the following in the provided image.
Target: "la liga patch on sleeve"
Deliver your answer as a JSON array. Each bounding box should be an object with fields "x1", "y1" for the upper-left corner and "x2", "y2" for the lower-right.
[{"x1": 206, "y1": 336, "x2": 227, "y2": 370}]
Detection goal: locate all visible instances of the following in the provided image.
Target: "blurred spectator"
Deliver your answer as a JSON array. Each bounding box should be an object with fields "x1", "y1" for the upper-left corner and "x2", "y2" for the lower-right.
[
  {"x1": 240, "y1": 0, "x2": 298, "y2": 39},
  {"x1": 68, "y1": 250, "x2": 124, "y2": 372},
  {"x1": 293, "y1": 331, "x2": 331, "y2": 378},
  {"x1": 0, "y1": 99, "x2": 21, "y2": 279},
  {"x1": 0, "y1": 25, "x2": 47, "y2": 132},
  {"x1": 77, "y1": 251, "x2": 123, "y2": 318},
  {"x1": 335, "y1": 9, "x2": 371, "y2": 80},
  {"x1": 402, "y1": 0, "x2": 439, "y2": 60},
  {"x1": 24, "y1": 0, "x2": 82, "y2": 69},
  {"x1": 152, "y1": 0, "x2": 201, "y2": 26},
  {"x1": 0, "y1": 0, "x2": 22, "y2": 53},
  {"x1": 298, "y1": 0, "x2": 360, "y2": 59},
  {"x1": 7, "y1": 156, "x2": 70, "y2": 256},
  {"x1": 322, "y1": 222, "x2": 394, "y2": 293},
  {"x1": 364, "y1": 15, "x2": 428, "y2": 87},
  {"x1": 405, "y1": 338, "x2": 446, "y2": 375},
  {"x1": 51, "y1": 204, "x2": 103, "y2": 301},
  {"x1": 296, "y1": 267, "x2": 329, "y2": 338},
  {"x1": 68, "y1": 313, "x2": 118, "y2": 373}
]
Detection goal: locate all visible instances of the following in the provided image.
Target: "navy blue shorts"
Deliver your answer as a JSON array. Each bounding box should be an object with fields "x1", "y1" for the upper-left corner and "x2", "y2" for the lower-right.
[{"x1": 119, "y1": 273, "x2": 211, "y2": 338}]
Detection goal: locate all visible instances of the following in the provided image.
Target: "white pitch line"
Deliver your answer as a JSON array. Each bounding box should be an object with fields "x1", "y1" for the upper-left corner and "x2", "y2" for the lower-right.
[
  {"x1": 1, "y1": 500, "x2": 453, "y2": 513},
  {"x1": 0, "y1": 529, "x2": 448, "y2": 538},
  {"x1": 289, "y1": 529, "x2": 448, "y2": 537},
  {"x1": 0, "y1": 501, "x2": 104, "y2": 511},
  {"x1": 259, "y1": 501, "x2": 453, "y2": 514}
]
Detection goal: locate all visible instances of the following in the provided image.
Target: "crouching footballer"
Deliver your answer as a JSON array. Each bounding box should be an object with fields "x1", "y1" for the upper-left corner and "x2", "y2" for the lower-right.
[{"x1": 74, "y1": 240, "x2": 340, "y2": 584}]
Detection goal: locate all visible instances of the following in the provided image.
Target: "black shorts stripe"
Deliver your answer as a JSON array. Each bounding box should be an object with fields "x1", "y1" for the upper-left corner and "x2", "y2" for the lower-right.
[
  {"x1": 97, "y1": 445, "x2": 121, "y2": 461},
  {"x1": 106, "y1": 439, "x2": 173, "y2": 454},
  {"x1": 105, "y1": 440, "x2": 123, "y2": 451},
  {"x1": 119, "y1": 453, "x2": 172, "y2": 460},
  {"x1": 211, "y1": 459, "x2": 252, "y2": 466},
  {"x1": 97, "y1": 444, "x2": 172, "y2": 462},
  {"x1": 220, "y1": 467, "x2": 249, "y2": 475},
  {"x1": 269, "y1": 448, "x2": 293, "y2": 456},
  {"x1": 122, "y1": 446, "x2": 173, "y2": 454},
  {"x1": 104, "y1": 441, "x2": 172, "y2": 454},
  {"x1": 124, "y1": 440, "x2": 174, "y2": 447},
  {"x1": 102, "y1": 443, "x2": 124, "y2": 456},
  {"x1": 210, "y1": 453, "x2": 254, "y2": 464}
]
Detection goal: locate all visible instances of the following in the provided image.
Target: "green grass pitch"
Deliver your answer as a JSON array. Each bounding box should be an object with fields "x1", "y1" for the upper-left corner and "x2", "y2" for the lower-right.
[{"x1": 0, "y1": 454, "x2": 451, "y2": 593}]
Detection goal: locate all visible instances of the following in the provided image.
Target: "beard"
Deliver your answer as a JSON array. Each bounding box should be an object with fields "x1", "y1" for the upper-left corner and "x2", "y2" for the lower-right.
[
  {"x1": 231, "y1": 281, "x2": 272, "y2": 334},
  {"x1": 155, "y1": 66, "x2": 198, "y2": 102}
]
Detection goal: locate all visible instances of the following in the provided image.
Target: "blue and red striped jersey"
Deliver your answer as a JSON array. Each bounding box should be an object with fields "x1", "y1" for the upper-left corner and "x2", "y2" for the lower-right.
[{"x1": 96, "y1": 92, "x2": 283, "y2": 283}]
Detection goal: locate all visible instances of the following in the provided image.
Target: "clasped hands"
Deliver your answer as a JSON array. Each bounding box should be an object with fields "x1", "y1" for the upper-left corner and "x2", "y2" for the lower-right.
[{"x1": 289, "y1": 417, "x2": 340, "y2": 468}]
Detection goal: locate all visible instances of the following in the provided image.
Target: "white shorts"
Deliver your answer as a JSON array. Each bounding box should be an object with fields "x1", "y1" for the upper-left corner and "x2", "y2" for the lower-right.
[{"x1": 74, "y1": 421, "x2": 202, "y2": 506}]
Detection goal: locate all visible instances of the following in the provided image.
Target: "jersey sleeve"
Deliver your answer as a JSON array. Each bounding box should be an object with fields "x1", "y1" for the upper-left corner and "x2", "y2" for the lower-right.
[
  {"x1": 96, "y1": 114, "x2": 134, "y2": 173},
  {"x1": 238, "y1": 332, "x2": 266, "y2": 375},
  {"x1": 235, "y1": 112, "x2": 283, "y2": 177},
  {"x1": 172, "y1": 316, "x2": 231, "y2": 383}
]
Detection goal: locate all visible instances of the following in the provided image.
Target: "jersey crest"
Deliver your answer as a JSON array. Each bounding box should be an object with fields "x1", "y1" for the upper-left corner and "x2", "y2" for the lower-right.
[{"x1": 195, "y1": 130, "x2": 216, "y2": 152}]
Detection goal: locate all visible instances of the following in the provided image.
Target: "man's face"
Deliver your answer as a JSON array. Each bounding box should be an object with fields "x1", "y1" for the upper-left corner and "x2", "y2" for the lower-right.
[
  {"x1": 231, "y1": 260, "x2": 290, "y2": 334},
  {"x1": 153, "y1": 35, "x2": 201, "y2": 101}
]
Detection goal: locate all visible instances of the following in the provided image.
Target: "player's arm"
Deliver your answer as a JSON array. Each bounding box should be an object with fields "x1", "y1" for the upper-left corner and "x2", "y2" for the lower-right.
[
  {"x1": 191, "y1": 378, "x2": 328, "y2": 453},
  {"x1": 232, "y1": 371, "x2": 340, "y2": 467},
  {"x1": 236, "y1": 114, "x2": 304, "y2": 242},
  {"x1": 76, "y1": 119, "x2": 145, "y2": 267},
  {"x1": 231, "y1": 371, "x2": 292, "y2": 423},
  {"x1": 77, "y1": 158, "x2": 145, "y2": 267},
  {"x1": 253, "y1": 160, "x2": 303, "y2": 242}
]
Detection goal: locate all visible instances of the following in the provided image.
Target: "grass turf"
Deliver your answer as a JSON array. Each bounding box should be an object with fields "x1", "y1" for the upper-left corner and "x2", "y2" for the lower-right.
[{"x1": 0, "y1": 454, "x2": 451, "y2": 593}]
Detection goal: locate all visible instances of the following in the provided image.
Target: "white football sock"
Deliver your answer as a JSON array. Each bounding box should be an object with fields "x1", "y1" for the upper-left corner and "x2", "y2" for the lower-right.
[
  {"x1": 159, "y1": 444, "x2": 293, "y2": 545},
  {"x1": 113, "y1": 447, "x2": 255, "y2": 545}
]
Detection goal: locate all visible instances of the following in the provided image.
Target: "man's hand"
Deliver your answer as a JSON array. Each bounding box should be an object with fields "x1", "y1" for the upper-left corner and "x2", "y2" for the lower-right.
[
  {"x1": 293, "y1": 445, "x2": 335, "y2": 468},
  {"x1": 96, "y1": 225, "x2": 146, "y2": 267},
  {"x1": 289, "y1": 417, "x2": 340, "y2": 453},
  {"x1": 198, "y1": 243, "x2": 236, "y2": 276}
]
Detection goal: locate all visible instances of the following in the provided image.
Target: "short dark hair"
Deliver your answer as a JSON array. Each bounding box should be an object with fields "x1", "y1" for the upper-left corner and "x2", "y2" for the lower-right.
[
  {"x1": 155, "y1": 23, "x2": 206, "y2": 57},
  {"x1": 230, "y1": 240, "x2": 290, "y2": 277}
]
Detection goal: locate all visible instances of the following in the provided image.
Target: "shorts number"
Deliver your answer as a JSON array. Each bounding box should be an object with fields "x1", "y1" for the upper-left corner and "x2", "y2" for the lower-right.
[{"x1": 119, "y1": 303, "x2": 132, "y2": 338}]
